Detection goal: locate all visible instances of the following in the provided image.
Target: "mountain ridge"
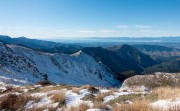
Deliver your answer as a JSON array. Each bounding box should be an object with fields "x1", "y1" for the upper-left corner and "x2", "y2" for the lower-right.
[{"x1": 0, "y1": 42, "x2": 119, "y2": 86}]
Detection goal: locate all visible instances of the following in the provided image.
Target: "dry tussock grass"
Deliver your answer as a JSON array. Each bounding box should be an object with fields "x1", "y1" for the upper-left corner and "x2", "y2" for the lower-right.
[
  {"x1": 93, "y1": 101, "x2": 110, "y2": 110},
  {"x1": 0, "y1": 94, "x2": 41, "y2": 111},
  {"x1": 87, "y1": 85, "x2": 99, "y2": 94},
  {"x1": 96, "y1": 93, "x2": 105, "y2": 102},
  {"x1": 67, "y1": 103, "x2": 90, "y2": 111},
  {"x1": 27, "y1": 105, "x2": 57, "y2": 111},
  {"x1": 112, "y1": 100, "x2": 180, "y2": 111},
  {"x1": 109, "y1": 88, "x2": 117, "y2": 94},
  {"x1": 51, "y1": 91, "x2": 66, "y2": 104},
  {"x1": 152, "y1": 87, "x2": 180, "y2": 100},
  {"x1": 0, "y1": 86, "x2": 24, "y2": 94},
  {"x1": 78, "y1": 103, "x2": 90, "y2": 111},
  {"x1": 112, "y1": 100, "x2": 156, "y2": 111},
  {"x1": 80, "y1": 84, "x2": 91, "y2": 89},
  {"x1": 40, "y1": 86, "x2": 60, "y2": 92},
  {"x1": 72, "y1": 88, "x2": 81, "y2": 94},
  {"x1": 166, "y1": 104, "x2": 180, "y2": 111},
  {"x1": 80, "y1": 85, "x2": 99, "y2": 93},
  {"x1": 95, "y1": 92, "x2": 111, "y2": 102}
]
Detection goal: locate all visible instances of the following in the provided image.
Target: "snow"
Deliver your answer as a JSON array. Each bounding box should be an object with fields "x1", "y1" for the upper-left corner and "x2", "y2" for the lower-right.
[
  {"x1": 0, "y1": 42, "x2": 120, "y2": 87},
  {"x1": 151, "y1": 99, "x2": 180, "y2": 110},
  {"x1": 79, "y1": 89, "x2": 91, "y2": 96},
  {"x1": 103, "y1": 95, "x2": 115, "y2": 103},
  {"x1": 66, "y1": 89, "x2": 93, "y2": 108},
  {"x1": 66, "y1": 90, "x2": 81, "y2": 106},
  {"x1": 103, "y1": 91, "x2": 136, "y2": 103},
  {"x1": 100, "y1": 89, "x2": 110, "y2": 93}
]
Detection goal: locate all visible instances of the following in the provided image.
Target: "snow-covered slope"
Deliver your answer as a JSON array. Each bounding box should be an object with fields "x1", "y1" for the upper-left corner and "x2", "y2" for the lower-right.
[{"x1": 0, "y1": 42, "x2": 119, "y2": 86}]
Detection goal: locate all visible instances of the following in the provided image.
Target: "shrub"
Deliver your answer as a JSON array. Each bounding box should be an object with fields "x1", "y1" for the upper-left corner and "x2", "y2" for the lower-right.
[
  {"x1": 0, "y1": 94, "x2": 30, "y2": 110},
  {"x1": 93, "y1": 102, "x2": 110, "y2": 110},
  {"x1": 81, "y1": 94, "x2": 95, "y2": 101},
  {"x1": 36, "y1": 80, "x2": 56, "y2": 86},
  {"x1": 96, "y1": 93, "x2": 105, "y2": 102},
  {"x1": 87, "y1": 85, "x2": 99, "y2": 94},
  {"x1": 67, "y1": 103, "x2": 90, "y2": 111},
  {"x1": 51, "y1": 91, "x2": 66, "y2": 107},
  {"x1": 79, "y1": 103, "x2": 90, "y2": 111}
]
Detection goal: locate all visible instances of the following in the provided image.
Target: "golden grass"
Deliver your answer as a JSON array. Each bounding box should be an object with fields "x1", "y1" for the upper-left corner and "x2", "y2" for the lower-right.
[
  {"x1": 112, "y1": 100, "x2": 180, "y2": 111},
  {"x1": 39, "y1": 85, "x2": 62, "y2": 92},
  {"x1": 80, "y1": 85, "x2": 99, "y2": 93},
  {"x1": 81, "y1": 94, "x2": 95, "y2": 101},
  {"x1": 67, "y1": 103, "x2": 90, "y2": 111},
  {"x1": 109, "y1": 88, "x2": 116, "y2": 94},
  {"x1": 0, "y1": 84, "x2": 180, "y2": 111},
  {"x1": 0, "y1": 94, "x2": 41, "y2": 111},
  {"x1": 78, "y1": 103, "x2": 90, "y2": 111},
  {"x1": 96, "y1": 93, "x2": 105, "y2": 102},
  {"x1": 87, "y1": 85, "x2": 99, "y2": 94},
  {"x1": 95, "y1": 92, "x2": 111, "y2": 102},
  {"x1": 27, "y1": 105, "x2": 57, "y2": 111},
  {"x1": 166, "y1": 104, "x2": 180, "y2": 111},
  {"x1": 152, "y1": 87, "x2": 180, "y2": 100},
  {"x1": 72, "y1": 88, "x2": 81, "y2": 95},
  {"x1": 107, "y1": 93, "x2": 158, "y2": 106},
  {"x1": 112, "y1": 100, "x2": 158, "y2": 111},
  {"x1": 51, "y1": 91, "x2": 66, "y2": 104},
  {"x1": 80, "y1": 84, "x2": 91, "y2": 89},
  {"x1": 93, "y1": 102, "x2": 110, "y2": 110}
]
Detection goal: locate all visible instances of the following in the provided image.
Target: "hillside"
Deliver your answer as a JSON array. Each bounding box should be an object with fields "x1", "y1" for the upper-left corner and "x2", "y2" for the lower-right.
[
  {"x1": 108, "y1": 44, "x2": 157, "y2": 68},
  {"x1": 144, "y1": 59, "x2": 180, "y2": 74},
  {"x1": 121, "y1": 72, "x2": 180, "y2": 90},
  {"x1": 82, "y1": 47, "x2": 143, "y2": 79},
  {"x1": 0, "y1": 42, "x2": 119, "y2": 86},
  {"x1": 133, "y1": 44, "x2": 180, "y2": 61},
  {"x1": 0, "y1": 35, "x2": 81, "y2": 54},
  {"x1": 82, "y1": 44, "x2": 157, "y2": 76}
]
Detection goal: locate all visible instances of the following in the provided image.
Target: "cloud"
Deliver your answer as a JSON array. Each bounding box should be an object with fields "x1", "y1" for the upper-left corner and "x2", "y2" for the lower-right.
[
  {"x1": 0, "y1": 26, "x2": 4, "y2": 29},
  {"x1": 140, "y1": 30, "x2": 153, "y2": 32},
  {"x1": 53, "y1": 29, "x2": 65, "y2": 32},
  {"x1": 116, "y1": 25, "x2": 129, "y2": 28},
  {"x1": 0, "y1": 26, "x2": 20, "y2": 29},
  {"x1": 99, "y1": 30, "x2": 117, "y2": 33},
  {"x1": 77, "y1": 30, "x2": 96, "y2": 33},
  {"x1": 135, "y1": 25, "x2": 157, "y2": 28}
]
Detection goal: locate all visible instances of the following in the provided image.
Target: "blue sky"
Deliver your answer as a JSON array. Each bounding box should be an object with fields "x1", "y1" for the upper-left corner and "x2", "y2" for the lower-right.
[{"x1": 0, "y1": 0, "x2": 180, "y2": 38}]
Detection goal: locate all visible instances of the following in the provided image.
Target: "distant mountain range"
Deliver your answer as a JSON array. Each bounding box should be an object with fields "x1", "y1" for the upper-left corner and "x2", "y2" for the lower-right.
[
  {"x1": 133, "y1": 45, "x2": 180, "y2": 62},
  {"x1": 144, "y1": 59, "x2": 180, "y2": 74},
  {"x1": 0, "y1": 35, "x2": 81, "y2": 54},
  {"x1": 0, "y1": 35, "x2": 180, "y2": 85},
  {"x1": 51, "y1": 36, "x2": 180, "y2": 43}
]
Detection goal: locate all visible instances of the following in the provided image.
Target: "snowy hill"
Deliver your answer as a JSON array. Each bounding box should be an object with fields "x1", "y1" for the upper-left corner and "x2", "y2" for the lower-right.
[{"x1": 0, "y1": 42, "x2": 120, "y2": 86}]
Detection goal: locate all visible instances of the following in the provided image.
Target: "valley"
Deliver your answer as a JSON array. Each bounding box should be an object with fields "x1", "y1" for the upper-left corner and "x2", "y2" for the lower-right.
[{"x1": 0, "y1": 35, "x2": 180, "y2": 111}]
